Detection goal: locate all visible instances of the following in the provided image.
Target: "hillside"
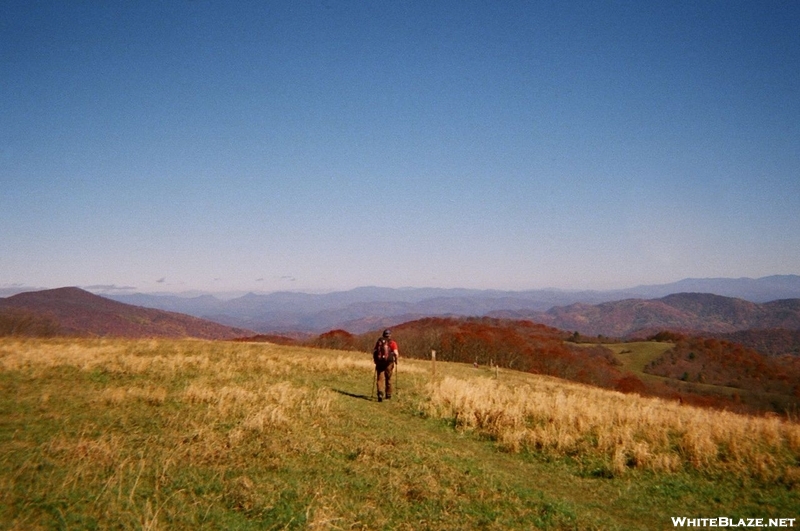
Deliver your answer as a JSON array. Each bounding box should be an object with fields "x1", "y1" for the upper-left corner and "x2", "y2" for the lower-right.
[
  {"x1": 492, "y1": 293, "x2": 800, "y2": 338},
  {"x1": 715, "y1": 328, "x2": 800, "y2": 357},
  {"x1": 1, "y1": 337, "x2": 797, "y2": 529},
  {"x1": 0, "y1": 287, "x2": 254, "y2": 339},
  {"x1": 644, "y1": 334, "x2": 800, "y2": 398}
]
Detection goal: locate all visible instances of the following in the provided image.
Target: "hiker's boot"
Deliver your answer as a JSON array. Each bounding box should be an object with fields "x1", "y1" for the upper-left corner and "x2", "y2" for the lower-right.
[
  {"x1": 377, "y1": 392, "x2": 383, "y2": 403},
  {"x1": 385, "y1": 395, "x2": 392, "y2": 400}
]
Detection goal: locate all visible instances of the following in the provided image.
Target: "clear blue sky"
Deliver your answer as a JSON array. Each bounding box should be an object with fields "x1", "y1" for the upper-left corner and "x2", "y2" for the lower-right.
[{"x1": 2, "y1": 1, "x2": 799, "y2": 294}]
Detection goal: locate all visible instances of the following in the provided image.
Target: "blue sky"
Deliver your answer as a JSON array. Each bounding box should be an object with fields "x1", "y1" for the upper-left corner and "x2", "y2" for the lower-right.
[{"x1": 2, "y1": 1, "x2": 799, "y2": 294}]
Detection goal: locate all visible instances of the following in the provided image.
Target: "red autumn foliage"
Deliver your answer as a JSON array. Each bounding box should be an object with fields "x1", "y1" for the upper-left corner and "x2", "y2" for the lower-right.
[
  {"x1": 615, "y1": 375, "x2": 648, "y2": 394},
  {"x1": 715, "y1": 328, "x2": 800, "y2": 357},
  {"x1": 644, "y1": 335, "x2": 800, "y2": 396},
  {"x1": 311, "y1": 329, "x2": 357, "y2": 351}
]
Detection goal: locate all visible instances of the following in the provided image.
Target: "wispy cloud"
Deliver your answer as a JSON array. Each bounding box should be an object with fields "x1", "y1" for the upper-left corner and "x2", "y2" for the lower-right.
[
  {"x1": 83, "y1": 284, "x2": 137, "y2": 293},
  {"x1": 0, "y1": 285, "x2": 44, "y2": 297}
]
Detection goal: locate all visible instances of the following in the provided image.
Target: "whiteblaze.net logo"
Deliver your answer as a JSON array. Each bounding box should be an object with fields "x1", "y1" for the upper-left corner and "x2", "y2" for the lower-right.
[{"x1": 671, "y1": 517, "x2": 796, "y2": 528}]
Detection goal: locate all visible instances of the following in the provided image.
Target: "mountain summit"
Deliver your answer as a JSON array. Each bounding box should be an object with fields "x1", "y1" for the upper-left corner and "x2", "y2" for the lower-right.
[{"x1": 0, "y1": 287, "x2": 254, "y2": 339}]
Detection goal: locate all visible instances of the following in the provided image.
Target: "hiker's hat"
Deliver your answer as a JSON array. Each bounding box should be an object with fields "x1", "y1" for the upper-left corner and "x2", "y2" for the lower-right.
[{"x1": 382, "y1": 329, "x2": 391, "y2": 337}]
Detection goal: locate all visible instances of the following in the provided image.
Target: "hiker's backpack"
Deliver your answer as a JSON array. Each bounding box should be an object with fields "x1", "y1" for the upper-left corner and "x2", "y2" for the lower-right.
[{"x1": 374, "y1": 338, "x2": 391, "y2": 363}]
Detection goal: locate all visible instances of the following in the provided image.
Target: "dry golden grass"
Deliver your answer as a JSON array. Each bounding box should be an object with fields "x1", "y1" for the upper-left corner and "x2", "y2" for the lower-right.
[
  {"x1": 97, "y1": 385, "x2": 168, "y2": 406},
  {"x1": 0, "y1": 338, "x2": 359, "y2": 529},
  {"x1": 421, "y1": 375, "x2": 800, "y2": 481},
  {"x1": 0, "y1": 337, "x2": 427, "y2": 380},
  {"x1": 0, "y1": 337, "x2": 377, "y2": 376},
  {"x1": 0, "y1": 338, "x2": 342, "y2": 442},
  {"x1": 4, "y1": 337, "x2": 796, "y2": 483}
]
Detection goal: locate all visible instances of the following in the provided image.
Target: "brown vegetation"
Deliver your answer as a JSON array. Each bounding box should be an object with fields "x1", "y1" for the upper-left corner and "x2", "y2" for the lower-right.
[
  {"x1": 715, "y1": 328, "x2": 800, "y2": 357},
  {"x1": 0, "y1": 308, "x2": 62, "y2": 337},
  {"x1": 0, "y1": 287, "x2": 255, "y2": 339},
  {"x1": 645, "y1": 335, "x2": 800, "y2": 399},
  {"x1": 309, "y1": 329, "x2": 357, "y2": 350}
]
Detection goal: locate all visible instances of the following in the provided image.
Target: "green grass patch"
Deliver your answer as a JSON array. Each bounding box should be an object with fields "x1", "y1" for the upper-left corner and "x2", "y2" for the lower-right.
[{"x1": 603, "y1": 341, "x2": 674, "y2": 374}]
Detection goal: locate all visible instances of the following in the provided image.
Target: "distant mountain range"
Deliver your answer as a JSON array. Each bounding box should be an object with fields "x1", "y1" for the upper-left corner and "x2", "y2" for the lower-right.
[
  {"x1": 3, "y1": 276, "x2": 800, "y2": 342},
  {"x1": 619, "y1": 275, "x2": 800, "y2": 302},
  {"x1": 491, "y1": 293, "x2": 800, "y2": 338},
  {"x1": 102, "y1": 275, "x2": 800, "y2": 334},
  {"x1": 0, "y1": 287, "x2": 254, "y2": 339}
]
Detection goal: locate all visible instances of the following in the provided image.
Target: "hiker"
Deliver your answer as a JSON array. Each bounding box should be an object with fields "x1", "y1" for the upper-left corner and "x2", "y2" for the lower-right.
[{"x1": 373, "y1": 329, "x2": 399, "y2": 402}]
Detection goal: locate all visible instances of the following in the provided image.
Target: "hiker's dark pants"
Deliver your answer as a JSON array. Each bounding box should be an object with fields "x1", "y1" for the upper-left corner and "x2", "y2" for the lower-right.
[{"x1": 376, "y1": 362, "x2": 395, "y2": 397}]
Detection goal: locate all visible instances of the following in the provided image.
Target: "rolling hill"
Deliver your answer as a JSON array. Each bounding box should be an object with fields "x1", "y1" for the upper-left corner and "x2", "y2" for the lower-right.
[
  {"x1": 0, "y1": 287, "x2": 255, "y2": 339},
  {"x1": 491, "y1": 293, "x2": 800, "y2": 338}
]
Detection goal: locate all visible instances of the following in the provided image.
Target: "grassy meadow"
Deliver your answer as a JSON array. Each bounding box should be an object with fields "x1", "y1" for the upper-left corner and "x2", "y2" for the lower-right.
[{"x1": 1, "y1": 337, "x2": 798, "y2": 530}]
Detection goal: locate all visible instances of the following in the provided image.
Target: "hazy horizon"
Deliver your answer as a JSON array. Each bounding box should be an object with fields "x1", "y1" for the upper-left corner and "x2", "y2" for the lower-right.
[
  {"x1": 3, "y1": 273, "x2": 799, "y2": 300},
  {"x1": 3, "y1": 2, "x2": 799, "y2": 294}
]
